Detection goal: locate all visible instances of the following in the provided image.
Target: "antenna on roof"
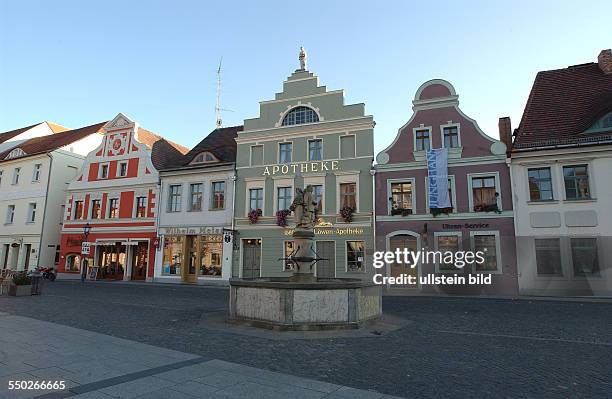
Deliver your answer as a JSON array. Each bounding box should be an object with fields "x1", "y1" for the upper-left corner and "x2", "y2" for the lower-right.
[{"x1": 215, "y1": 57, "x2": 234, "y2": 128}]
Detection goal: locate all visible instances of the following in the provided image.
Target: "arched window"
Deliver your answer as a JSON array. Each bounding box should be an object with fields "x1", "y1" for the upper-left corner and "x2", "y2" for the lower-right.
[
  {"x1": 585, "y1": 111, "x2": 612, "y2": 133},
  {"x1": 281, "y1": 106, "x2": 319, "y2": 126},
  {"x1": 65, "y1": 254, "x2": 81, "y2": 272},
  {"x1": 191, "y1": 151, "x2": 217, "y2": 164}
]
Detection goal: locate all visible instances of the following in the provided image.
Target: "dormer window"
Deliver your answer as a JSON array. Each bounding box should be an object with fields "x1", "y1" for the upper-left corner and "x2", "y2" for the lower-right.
[
  {"x1": 5, "y1": 148, "x2": 26, "y2": 160},
  {"x1": 281, "y1": 106, "x2": 319, "y2": 126},
  {"x1": 584, "y1": 111, "x2": 612, "y2": 133},
  {"x1": 192, "y1": 152, "x2": 218, "y2": 164}
]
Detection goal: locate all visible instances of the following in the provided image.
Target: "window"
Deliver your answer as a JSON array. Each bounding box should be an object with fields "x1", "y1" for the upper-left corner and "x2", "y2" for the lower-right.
[
  {"x1": 390, "y1": 182, "x2": 412, "y2": 213},
  {"x1": 283, "y1": 241, "x2": 295, "y2": 271},
  {"x1": 108, "y1": 198, "x2": 119, "y2": 218},
  {"x1": 249, "y1": 188, "x2": 263, "y2": 211},
  {"x1": 162, "y1": 236, "x2": 184, "y2": 275},
  {"x1": 32, "y1": 164, "x2": 42, "y2": 181},
  {"x1": 473, "y1": 234, "x2": 497, "y2": 272},
  {"x1": 0, "y1": 170, "x2": 3, "y2": 186},
  {"x1": 309, "y1": 139, "x2": 322, "y2": 161},
  {"x1": 192, "y1": 152, "x2": 217, "y2": 163},
  {"x1": 90, "y1": 200, "x2": 101, "y2": 219},
  {"x1": 199, "y1": 235, "x2": 223, "y2": 277},
  {"x1": 168, "y1": 185, "x2": 182, "y2": 212},
  {"x1": 27, "y1": 203, "x2": 36, "y2": 223},
  {"x1": 346, "y1": 241, "x2": 365, "y2": 272},
  {"x1": 65, "y1": 254, "x2": 81, "y2": 272},
  {"x1": 427, "y1": 177, "x2": 454, "y2": 211},
  {"x1": 12, "y1": 167, "x2": 20, "y2": 185},
  {"x1": 528, "y1": 168, "x2": 553, "y2": 201},
  {"x1": 100, "y1": 164, "x2": 109, "y2": 179},
  {"x1": 189, "y1": 183, "x2": 203, "y2": 211},
  {"x1": 415, "y1": 129, "x2": 430, "y2": 151},
  {"x1": 472, "y1": 176, "x2": 497, "y2": 211},
  {"x1": 135, "y1": 196, "x2": 147, "y2": 217},
  {"x1": 281, "y1": 106, "x2": 319, "y2": 126},
  {"x1": 277, "y1": 187, "x2": 292, "y2": 211},
  {"x1": 443, "y1": 126, "x2": 459, "y2": 148},
  {"x1": 563, "y1": 165, "x2": 590, "y2": 200},
  {"x1": 73, "y1": 201, "x2": 84, "y2": 220},
  {"x1": 340, "y1": 135, "x2": 356, "y2": 158},
  {"x1": 312, "y1": 185, "x2": 323, "y2": 212},
  {"x1": 571, "y1": 238, "x2": 599, "y2": 276},
  {"x1": 437, "y1": 234, "x2": 460, "y2": 272},
  {"x1": 340, "y1": 183, "x2": 357, "y2": 210},
  {"x1": 5, "y1": 205, "x2": 15, "y2": 224},
  {"x1": 279, "y1": 142, "x2": 292, "y2": 164},
  {"x1": 118, "y1": 162, "x2": 128, "y2": 177},
  {"x1": 250, "y1": 145, "x2": 264, "y2": 166},
  {"x1": 211, "y1": 181, "x2": 225, "y2": 210},
  {"x1": 535, "y1": 238, "x2": 562, "y2": 276}
]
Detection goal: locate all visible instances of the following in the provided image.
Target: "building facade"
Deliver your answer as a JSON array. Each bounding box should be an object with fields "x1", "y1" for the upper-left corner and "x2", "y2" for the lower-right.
[
  {"x1": 154, "y1": 126, "x2": 241, "y2": 284},
  {"x1": 0, "y1": 123, "x2": 104, "y2": 271},
  {"x1": 232, "y1": 59, "x2": 375, "y2": 280},
  {"x1": 375, "y1": 79, "x2": 518, "y2": 296},
  {"x1": 58, "y1": 113, "x2": 188, "y2": 281},
  {"x1": 506, "y1": 50, "x2": 612, "y2": 296}
]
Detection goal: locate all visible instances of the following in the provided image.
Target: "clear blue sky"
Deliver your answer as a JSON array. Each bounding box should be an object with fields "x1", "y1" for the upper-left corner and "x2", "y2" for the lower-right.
[{"x1": 1, "y1": 0, "x2": 610, "y2": 155}]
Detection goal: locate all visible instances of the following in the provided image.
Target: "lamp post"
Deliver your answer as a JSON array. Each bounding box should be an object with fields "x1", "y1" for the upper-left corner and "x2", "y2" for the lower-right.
[{"x1": 81, "y1": 223, "x2": 91, "y2": 283}]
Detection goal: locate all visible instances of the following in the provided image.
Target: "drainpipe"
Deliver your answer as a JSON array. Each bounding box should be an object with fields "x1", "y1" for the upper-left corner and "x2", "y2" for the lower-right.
[
  {"x1": 370, "y1": 166, "x2": 376, "y2": 259},
  {"x1": 230, "y1": 171, "x2": 237, "y2": 232},
  {"x1": 38, "y1": 153, "x2": 54, "y2": 268}
]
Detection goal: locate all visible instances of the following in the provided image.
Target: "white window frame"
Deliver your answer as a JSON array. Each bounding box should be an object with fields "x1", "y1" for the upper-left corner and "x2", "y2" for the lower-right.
[
  {"x1": 26, "y1": 202, "x2": 37, "y2": 223},
  {"x1": 467, "y1": 171, "x2": 502, "y2": 212},
  {"x1": 336, "y1": 173, "x2": 359, "y2": 213},
  {"x1": 345, "y1": 240, "x2": 366, "y2": 273},
  {"x1": 12, "y1": 167, "x2": 20, "y2": 185},
  {"x1": 560, "y1": 162, "x2": 595, "y2": 201},
  {"x1": 6, "y1": 204, "x2": 15, "y2": 224},
  {"x1": 273, "y1": 177, "x2": 293, "y2": 214},
  {"x1": 525, "y1": 165, "x2": 556, "y2": 202},
  {"x1": 386, "y1": 178, "x2": 416, "y2": 215},
  {"x1": 99, "y1": 162, "x2": 110, "y2": 179},
  {"x1": 188, "y1": 182, "x2": 204, "y2": 212},
  {"x1": 134, "y1": 195, "x2": 148, "y2": 218},
  {"x1": 245, "y1": 179, "x2": 266, "y2": 216},
  {"x1": 440, "y1": 122, "x2": 462, "y2": 148},
  {"x1": 424, "y1": 175, "x2": 456, "y2": 212},
  {"x1": 413, "y1": 125, "x2": 432, "y2": 152},
  {"x1": 433, "y1": 231, "x2": 463, "y2": 274},
  {"x1": 278, "y1": 141, "x2": 293, "y2": 164},
  {"x1": 308, "y1": 138, "x2": 323, "y2": 161},
  {"x1": 167, "y1": 184, "x2": 183, "y2": 213},
  {"x1": 304, "y1": 176, "x2": 326, "y2": 214},
  {"x1": 470, "y1": 230, "x2": 502, "y2": 274},
  {"x1": 32, "y1": 163, "x2": 42, "y2": 182},
  {"x1": 118, "y1": 161, "x2": 128, "y2": 177},
  {"x1": 249, "y1": 144, "x2": 264, "y2": 166},
  {"x1": 339, "y1": 134, "x2": 357, "y2": 159}
]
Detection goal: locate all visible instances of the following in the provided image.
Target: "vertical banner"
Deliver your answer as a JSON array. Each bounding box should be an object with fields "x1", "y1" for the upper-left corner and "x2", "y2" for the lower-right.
[{"x1": 427, "y1": 148, "x2": 451, "y2": 208}]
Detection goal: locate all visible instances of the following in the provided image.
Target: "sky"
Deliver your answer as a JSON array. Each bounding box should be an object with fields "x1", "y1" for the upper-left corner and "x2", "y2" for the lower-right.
[{"x1": 1, "y1": 0, "x2": 611, "y2": 156}]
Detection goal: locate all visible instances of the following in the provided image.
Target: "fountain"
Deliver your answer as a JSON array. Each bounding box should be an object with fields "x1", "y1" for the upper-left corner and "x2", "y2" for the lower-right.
[{"x1": 228, "y1": 185, "x2": 382, "y2": 330}]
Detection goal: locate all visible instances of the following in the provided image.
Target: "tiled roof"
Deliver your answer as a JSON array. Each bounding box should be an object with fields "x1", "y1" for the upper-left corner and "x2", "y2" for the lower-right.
[
  {"x1": 0, "y1": 122, "x2": 43, "y2": 144},
  {"x1": 162, "y1": 125, "x2": 242, "y2": 170},
  {"x1": 136, "y1": 127, "x2": 190, "y2": 170},
  {"x1": 0, "y1": 122, "x2": 106, "y2": 162},
  {"x1": 513, "y1": 63, "x2": 612, "y2": 150}
]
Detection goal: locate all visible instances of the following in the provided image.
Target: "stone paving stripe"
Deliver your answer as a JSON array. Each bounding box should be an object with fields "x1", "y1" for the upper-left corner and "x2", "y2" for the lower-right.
[
  {"x1": 434, "y1": 329, "x2": 612, "y2": 346},
  {"x1": 33, "y1": 356, "x2": 211, "y2": 399}
]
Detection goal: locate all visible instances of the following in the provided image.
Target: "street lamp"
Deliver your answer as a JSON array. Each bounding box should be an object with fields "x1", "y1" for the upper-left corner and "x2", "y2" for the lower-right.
[{"x1": 81, "y1": 223, "x2": 91, "y2": 283}]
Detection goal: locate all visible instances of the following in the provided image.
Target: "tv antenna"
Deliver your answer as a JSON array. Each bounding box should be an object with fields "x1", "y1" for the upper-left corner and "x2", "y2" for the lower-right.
[{"x1": 215, "y1": 57, "x2": 233, "y2": 128}]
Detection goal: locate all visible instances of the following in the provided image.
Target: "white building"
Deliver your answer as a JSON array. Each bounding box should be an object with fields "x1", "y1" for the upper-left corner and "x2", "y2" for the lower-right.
[
  {"x1": 0, "y1": 121, "x2": 68, "y2": 153},
  {"x1": 0, "y1": 122, "x2": 105, "y2": 271},
  {"x1": 154, "y1": 126, "x2": 241, "y2": 284},
  {"x1": 502, "y1": 50, "x2": 612, "y2": 296}
]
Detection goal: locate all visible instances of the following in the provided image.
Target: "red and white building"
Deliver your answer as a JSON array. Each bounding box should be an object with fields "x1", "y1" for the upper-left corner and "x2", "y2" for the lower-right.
[{"x1": 58, "y1": 113, "x2": 188, "y2": 281}]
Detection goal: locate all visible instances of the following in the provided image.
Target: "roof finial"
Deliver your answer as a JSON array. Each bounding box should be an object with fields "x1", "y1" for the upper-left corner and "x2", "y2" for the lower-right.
[{"x1": 299, "y1": 46, "x2": 307, "y2": 71}]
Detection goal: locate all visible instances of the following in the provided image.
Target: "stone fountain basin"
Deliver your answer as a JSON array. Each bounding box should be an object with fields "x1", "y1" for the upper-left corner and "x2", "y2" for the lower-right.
[{"x1": 228, "y1": 278, "x2": 382, "y2": 331}]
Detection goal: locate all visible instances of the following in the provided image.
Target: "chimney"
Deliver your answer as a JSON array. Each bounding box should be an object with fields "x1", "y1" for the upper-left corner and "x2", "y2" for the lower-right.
[
  {"x1": 498, "y1": 117, "x2": 512, "y2": 154},
  {"x1": 598, "y1": 49, "x2": 612, "y2": 74}
]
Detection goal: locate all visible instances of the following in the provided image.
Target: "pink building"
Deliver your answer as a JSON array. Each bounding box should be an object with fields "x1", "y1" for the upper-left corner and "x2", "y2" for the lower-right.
[{"x1": 375, "y1": 79, "x2": 517, "y2": 296}]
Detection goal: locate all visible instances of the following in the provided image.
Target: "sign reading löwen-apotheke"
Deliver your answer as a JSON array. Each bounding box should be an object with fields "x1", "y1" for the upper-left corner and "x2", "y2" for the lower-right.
[{"x1": 263, "y1": 161, "x2": 339, "y2": 176}]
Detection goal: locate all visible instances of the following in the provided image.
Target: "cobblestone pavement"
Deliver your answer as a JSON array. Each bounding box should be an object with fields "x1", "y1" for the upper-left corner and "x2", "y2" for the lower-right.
[{"x1": 1, "y1": 281, "x2": 611, "y2": 398}]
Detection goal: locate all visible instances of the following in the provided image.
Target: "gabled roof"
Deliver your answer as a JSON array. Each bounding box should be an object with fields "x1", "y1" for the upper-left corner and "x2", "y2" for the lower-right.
[
  {"x1": 513, "y1": 63, "x2": 612, "y2": 150},
  {"x1": 0, "y1": 121, "x2": 70, "y2": 145},
  {"x1": 0, "y1": 122, "x2": 106, "y2": 162},
  {"x1": 161, "y1": 125, "x2": 242, "y2": 170},
  {"x1": 136, "y1": 127, "x2": 190, "y2": 170}
]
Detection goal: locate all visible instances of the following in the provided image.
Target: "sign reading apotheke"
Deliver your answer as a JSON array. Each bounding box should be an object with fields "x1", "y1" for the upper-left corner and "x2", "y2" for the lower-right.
[
  {"x1": 263, "y1": 160, "x2": 339, "y2": 176},
  {"x1": 161, "y1": 226, "x2": 224, "y2": 236}
]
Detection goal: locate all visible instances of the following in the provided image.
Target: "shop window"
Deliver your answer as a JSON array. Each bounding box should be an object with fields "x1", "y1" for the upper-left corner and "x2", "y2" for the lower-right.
[
  {"x1": 168, "y1": 184, "x2": 182, "y2": 212},
  {"x1": 571, "y1": 238, "x2": 599, "y2": 276},
  {"x1": 443, "y1": 126, "x2": 459, "y2": 148},
  {"x1": 436, "y1": 233, "x2": 461, "y2": 272},
  {"x1": 90, "y1": 200, "x2": 101, "y2": 219},
  {"x1": 340, "y1": 183, "x2": 357, "y2": 210},
  {"x1": 65, "y1": 254, "x2": 81, "y2": 272},
  {"x1": 283, "y1": 241, "x2": 295, "y2": 271},
  {"x1": 279, "y1": 142, "x2": 292, "y2": 164},
  {"x1": 415, "y1": 129, "x2": 430, "y2": 151},
  {"x1": 162, "y1": 236, "x2": 183, "y2": 276},
  {"x1": 135, "y1": 196, "x2": 147, "y2": 217},
  {"x1": 472, "y1": 176, "x2": 498, "y2": 212},
  {"x1": 346, "y1": 241, "x2": 365, "y2": 272},
  {"x1": 535, "y1": 238, "x2": 562, "y2": 276},
  {"x1": 309, "y1": 139, "x2": 322, "y2": 161},
  {"x1": 528, "y1": 167, "x2": 553, "y2": 201},
  {"x1": 340, "y1": 135, "x2": 356, "y2": 158},
  {"x1": 390, "y1": 182, "x2": 412, "y2": 215},
  {"x1": 277, "y1": 187, "x2": 292, "y2": 211},
  {"x1": 199, "y1": 235, "x2": 223, "y2": 277},
  {"x1": 108, "y1": 198, "x2": 119, "y2": 218},
  {"x1": 473, "y1": 234, "x2": 499, "y2": 272},
  {"x1": 73, "y1": 201, "x2": 84, "y2": 220},
  {"x1": 211, "y1": 181, "x2": 225, "y2": 210},
  {"x1": 563, "y1": 165, "x2": 590, "y2": 200},
  {"x1": 97, "y1": 243, "x2": 126, "y2": 280},
  {"x1": 189, "y1": 183, "x2": 203, "y2": 211}
]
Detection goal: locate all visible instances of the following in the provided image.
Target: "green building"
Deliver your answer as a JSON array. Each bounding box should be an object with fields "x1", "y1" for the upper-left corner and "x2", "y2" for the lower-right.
[{"x1": 232, "y1": 54, "x2": 375, "y2": 280}]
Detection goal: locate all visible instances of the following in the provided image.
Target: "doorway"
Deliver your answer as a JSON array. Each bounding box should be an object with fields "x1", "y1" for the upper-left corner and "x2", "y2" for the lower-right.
[
  {"x1": 131, "y1": 242, "x2": 148, "y2": 280},
  {"x1": 315, "y1": 241, "x2": 335, "y2": 278},
  {"x1": 23, "y1": 244, "x2": 31, "y2": 270},
  {"x1": 97, "y1": 243, "x2": 126, "y2": 280},
  {"x1": 242, "y1": 239, "x2": 261, "y2": 279},
  {"x1": 182, "y1": 236, "x2": 198, "y2": 283},
  {"x1": 388, "y1": 233, "x2": 420, "y2": 288}
]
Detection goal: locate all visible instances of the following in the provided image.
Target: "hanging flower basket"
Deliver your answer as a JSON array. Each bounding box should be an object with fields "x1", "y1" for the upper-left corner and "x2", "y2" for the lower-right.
[
  {"x1": 248, "y1": 209, "x2": 262, "y2": 224},
  {"x1": 276, "y1": 209, "x2": 291, "y2": 227},
  {"x1": 340, "y1": 206, "x2": 355, "y2": 223}
]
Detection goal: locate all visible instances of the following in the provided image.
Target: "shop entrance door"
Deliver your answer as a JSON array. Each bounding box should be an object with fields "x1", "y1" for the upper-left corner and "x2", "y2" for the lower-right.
[
  {"x1": 242, "y1": 239, "x2": 261, "y2": 279},
  {"x1": 389, "y1": 234, "x2": 419, "y2": 288},
  {"x1": 131, "y1": 242, "x2": 148, "y2": 281},
  {"x1": 315, "y1": 241, "x2": 335, "y2": 278},
  {"x1": 98, "y1": 243, "x2": 126, "y2": 280},
  {"x1": 182, "y1": 236, "x2": 198, "y2": 283}
]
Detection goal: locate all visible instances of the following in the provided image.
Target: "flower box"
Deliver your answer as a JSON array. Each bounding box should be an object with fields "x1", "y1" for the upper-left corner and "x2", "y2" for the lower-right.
[{"x1": 8, "y1": 284, "x2": 32, "y2": 296}]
